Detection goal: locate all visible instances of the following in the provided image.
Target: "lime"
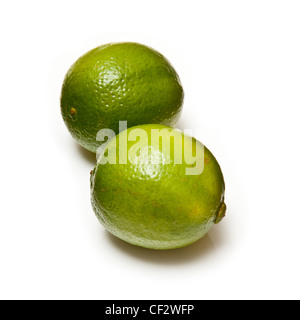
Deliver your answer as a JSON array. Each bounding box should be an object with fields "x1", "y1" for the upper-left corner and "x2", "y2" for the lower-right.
[
  {"x1": 90, "y1": 124, "x2": 226, "y2": 250},
  {"x1": 60, "y1": 42, "x2": 184, "y2": 153}
]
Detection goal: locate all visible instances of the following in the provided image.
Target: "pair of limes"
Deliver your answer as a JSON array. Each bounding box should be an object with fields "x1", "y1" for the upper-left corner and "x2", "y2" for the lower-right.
[{"x1": 61, "y1": 42, "x2": 226, "y2": 250}]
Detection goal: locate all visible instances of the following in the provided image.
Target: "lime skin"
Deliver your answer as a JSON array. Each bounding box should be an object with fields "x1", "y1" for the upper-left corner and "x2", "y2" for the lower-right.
[
  {"x1": 91, "y1": 124, "x2": 226, "y2": 250},
  {"x1": 61, "y1": 43, "x2": 184, "y2": 153}
]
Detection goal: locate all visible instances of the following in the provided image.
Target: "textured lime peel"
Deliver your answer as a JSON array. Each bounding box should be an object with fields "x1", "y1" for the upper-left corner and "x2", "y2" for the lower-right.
[
  {"x1": 61, "y1": 42, "x2": 184, "y2": 153},
  {"x1": 91, "y1": 124, "x2": 226, "y2": 250}
]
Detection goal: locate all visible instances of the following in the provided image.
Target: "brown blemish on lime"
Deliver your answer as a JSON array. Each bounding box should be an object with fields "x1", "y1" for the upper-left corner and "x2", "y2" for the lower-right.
[
  {"x1": 70, "y1": 108, "x2": 77, "y2": 115},
  {"x1": 152, "y1": 201, "x2": 161, "y2": 208},
  {"x1": 193, "y1": 208, "x2": 199, "y2": 215},
  {"x1": 127, "y1": 189, "x2": 139, "y2": 197},
  {"x1": 204, "y1": 157, "x2": 210, "y2": 164}
]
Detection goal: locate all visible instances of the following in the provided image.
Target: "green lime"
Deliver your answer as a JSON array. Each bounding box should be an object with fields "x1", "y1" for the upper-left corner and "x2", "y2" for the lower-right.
[
  {"x1": 60, "y1": 42, "x2": 184, "y2": 153},
  {"x1": 90, "y1": 124, "x2": 226, "y2": 250}
]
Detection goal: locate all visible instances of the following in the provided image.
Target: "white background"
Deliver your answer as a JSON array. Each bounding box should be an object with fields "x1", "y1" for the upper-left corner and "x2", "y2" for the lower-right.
[{"x1": 0, "y1": 0, "x2": 299, "y2": 300}]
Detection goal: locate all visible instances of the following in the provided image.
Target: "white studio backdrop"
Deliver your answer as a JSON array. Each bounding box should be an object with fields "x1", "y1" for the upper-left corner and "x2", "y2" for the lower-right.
[{"x1": 0, "y1": 0, "x2": 299, "y2": 300}]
